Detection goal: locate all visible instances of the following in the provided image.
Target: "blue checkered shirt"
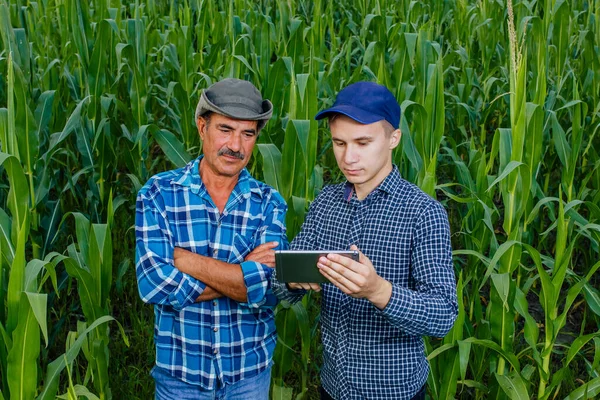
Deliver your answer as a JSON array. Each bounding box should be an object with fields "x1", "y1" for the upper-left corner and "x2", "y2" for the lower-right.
[
  {"x1": 273, "y1": 166, "x2": 457, "y2": 399},
  {"x1": 136, "y1": 156, "x2": 288, "y2": 388}
]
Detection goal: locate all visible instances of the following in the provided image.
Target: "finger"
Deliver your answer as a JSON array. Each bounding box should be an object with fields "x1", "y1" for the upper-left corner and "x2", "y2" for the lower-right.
[
  {"x1": 288, "y1": 282, "x2": 321, "y2": 292},
  {"x1": 255, "y1": 241, "x2": 279, "y2": 250},
  {"x1": 318, "y1": 263, "x2": 360, "y2": 293},
  {"x1": 308, "y1": 283, "x2": 321, "y2": 292},
  {"x1": 350, "y1": 244, "x2": 368, "y2": 264},
  {"x1": 318, "y1": 267, "x2": 355, "y2": 295},
  {"x1": 323, "y1": 253, "x2": 362, "y2": 273},
  {"x1": 319, "y1": 256, "x2": 362, "y2": 280}
]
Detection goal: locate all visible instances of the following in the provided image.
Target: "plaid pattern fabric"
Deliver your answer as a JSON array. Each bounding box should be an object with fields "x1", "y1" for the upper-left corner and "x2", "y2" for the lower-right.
[
  {"x1": 136, "y1": 156, "x2": 288, "y2": 388},
  {"x1": 273, "y1": 166, "x2": 457, "y2": 399}
]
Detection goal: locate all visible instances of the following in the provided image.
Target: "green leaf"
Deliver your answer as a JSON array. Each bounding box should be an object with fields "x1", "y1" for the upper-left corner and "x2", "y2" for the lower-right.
[
  {"x1": 6, "y1": 212, "x2": 29, "y2": 336},
  {"x1": 0, "y1": 152, "x2": 29, "y2": 246},
  {"x1": 0, "y1": 207, "x2": 14, "y2": 265},
  {"x1": 458, "y1": 340, "x2": 471, "y2": 382},
  {"x1": 271, "y1": 383, "x2": 293, "y2": 400},
  {"x1": 486, "y1": 161, "x2": 523, "y2": 193},
  {"x1": 7, "y1": 294, "x2": 40, "y2": 400},
  {"x1": 153, "y1": 129, "x2": 193, "y2": 168},
  {"x1": 462, "y1": 338, "x2": 520, "y2": 372},
  {"x1": 38, "y1": 316, "x2": 115, "y2": 400},
  {"x1": 583, "y1": 284, "x2": 600, "y2": 317},
  {"x1": 25, "y1": 292, "x2": 48, "y2": 347},
  {"x1": 57, "y1": 385, "x2": 100, "y2": 400},
  {"x1": 257, "y1": 143, "x2": 282, "y2": 192},
  {"x1": 563, "y1": 377, "x2": 600, "y2": 400},
  {"x1": 495, "y1": 371, "x2": 529, "y2": 400},
  {"x1": 291, "y1": 302, "x2": 311, "y2": 368},
  {"x1": 566, "y1": 333, "x2": 600, "y2": 368},
  {"x1": 47, "y1": 97, "x2": 91, "y2": 154}
]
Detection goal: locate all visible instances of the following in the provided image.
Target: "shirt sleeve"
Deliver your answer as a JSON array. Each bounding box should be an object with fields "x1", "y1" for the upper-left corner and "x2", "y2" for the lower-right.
[
  {"x1": 271, "y1": 189, "x2": 328, "y2": 305},
  {"x1": 240, "y1": 191, "x2": 289, "y2": 308},
  {"x1": 135, "y1": 185, "x2": 206, "y2": 311},
  {"x1": 375, "y1": 201, "x2": 458, "y2": 338}
]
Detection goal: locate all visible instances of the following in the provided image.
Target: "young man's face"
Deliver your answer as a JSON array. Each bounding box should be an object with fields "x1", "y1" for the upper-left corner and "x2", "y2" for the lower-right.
[
  {"x1": 197, "y1": 113, "x2": 259, "y2": 178},
  {"x1": 330, "y1": 114, "x2": 400, "y2": 198}
]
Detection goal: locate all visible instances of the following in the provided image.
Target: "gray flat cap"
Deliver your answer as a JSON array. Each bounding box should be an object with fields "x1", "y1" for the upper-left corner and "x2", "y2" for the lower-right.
[{"x1": 195, "y1": 78, "x2": 273, "y2": 130}]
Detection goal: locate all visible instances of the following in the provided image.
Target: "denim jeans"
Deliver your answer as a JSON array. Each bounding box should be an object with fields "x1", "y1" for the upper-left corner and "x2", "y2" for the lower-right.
[{"x1": 152, "y1": 365, "x2": 272, "y2": 400}]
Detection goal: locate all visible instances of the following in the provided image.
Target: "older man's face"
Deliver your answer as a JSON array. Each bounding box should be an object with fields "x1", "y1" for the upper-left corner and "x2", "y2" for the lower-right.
[{"x1": 197, "y1": 113, "x2": 259, "y2": 178}]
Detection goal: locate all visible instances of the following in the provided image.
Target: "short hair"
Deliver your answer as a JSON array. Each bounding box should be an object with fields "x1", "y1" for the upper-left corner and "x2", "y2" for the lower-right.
[
  {"x1": 380, "y1": 120, "x2": 395, "y2": 137},
  {"x1": 328, "y1": 114, "x2": 396, "y2": 136},
  {"x1": 198, "y1": 111, "x2": 213, "y2": 127}
]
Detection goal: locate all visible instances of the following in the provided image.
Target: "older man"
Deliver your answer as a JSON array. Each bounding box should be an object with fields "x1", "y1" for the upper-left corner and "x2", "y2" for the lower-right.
[
  {"x1": 273, "y1": 82, "x2": 457, "y2": 400},
  {"x1": 136, "y1": 79, "x2": 288, "y2": 399}
]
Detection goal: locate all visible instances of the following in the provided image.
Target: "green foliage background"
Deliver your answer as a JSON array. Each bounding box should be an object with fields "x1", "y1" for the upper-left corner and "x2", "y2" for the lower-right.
[{"x1": 1, "y1": 0, "x2": 600, "y2": 399}]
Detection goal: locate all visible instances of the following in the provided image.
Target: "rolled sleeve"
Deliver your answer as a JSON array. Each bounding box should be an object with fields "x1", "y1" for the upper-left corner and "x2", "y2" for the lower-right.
[
  {"x1": 240, "y1": 260, "x2": 273, "y2": 307},
  {"x1": 135, "y1": 187, "x2": 207, "y2": 311}
]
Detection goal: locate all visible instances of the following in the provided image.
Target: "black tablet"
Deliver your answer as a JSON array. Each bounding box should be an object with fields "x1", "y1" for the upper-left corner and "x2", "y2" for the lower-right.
[{"x1": 274, "y1": 250, "x2": 359, "y2": 283}]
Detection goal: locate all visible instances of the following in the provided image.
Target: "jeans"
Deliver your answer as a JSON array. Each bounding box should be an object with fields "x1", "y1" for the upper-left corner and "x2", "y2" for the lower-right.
[{"x1": 152, "y1": 365, "x2": 272, "y2": 400}]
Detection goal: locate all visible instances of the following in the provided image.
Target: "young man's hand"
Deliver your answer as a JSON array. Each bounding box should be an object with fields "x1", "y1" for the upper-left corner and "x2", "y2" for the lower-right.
[
  {"x1": 244, "y1": 241, "x2": 279, "y2": 267},
  {"x1": 317, "y1": 245, "x2": 392, "y2": 309}
]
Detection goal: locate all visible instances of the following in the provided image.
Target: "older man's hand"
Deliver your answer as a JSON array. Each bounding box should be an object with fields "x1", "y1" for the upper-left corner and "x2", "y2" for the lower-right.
[{"x1": 244, "y1": 241, "x2": 279, "y2": 267}]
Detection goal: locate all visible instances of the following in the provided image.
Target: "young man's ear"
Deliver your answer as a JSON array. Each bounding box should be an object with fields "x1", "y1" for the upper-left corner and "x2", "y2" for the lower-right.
[{"x1": 389, "y1": 129, "x2": 401, "y2": 149}]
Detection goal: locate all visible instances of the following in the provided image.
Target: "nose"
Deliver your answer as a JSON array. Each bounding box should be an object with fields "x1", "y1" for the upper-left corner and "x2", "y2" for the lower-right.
[
  {"x1": 228, "y1": 131, "x2": 242, "y2": 152},
  {"x1": 343, "y1": 145, "x2": 358, "y2": 165}
]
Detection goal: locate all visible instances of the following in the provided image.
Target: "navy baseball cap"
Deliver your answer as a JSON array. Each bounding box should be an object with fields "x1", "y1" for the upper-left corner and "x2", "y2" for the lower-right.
[{"x1": 315, "y1": 81, "x2": 401, "y2": 129}]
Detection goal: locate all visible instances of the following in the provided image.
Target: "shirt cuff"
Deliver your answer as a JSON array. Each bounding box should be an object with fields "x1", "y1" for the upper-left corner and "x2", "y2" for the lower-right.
[
  {"x1": 375, "y1": 283, "x2": 411, "y2": 322},
  {"x1": 240, "y1": 260, "x2": 273, "y2": 307},
  {"x1": 167, "y1": 274, "x2": 206, "y2": 310}
]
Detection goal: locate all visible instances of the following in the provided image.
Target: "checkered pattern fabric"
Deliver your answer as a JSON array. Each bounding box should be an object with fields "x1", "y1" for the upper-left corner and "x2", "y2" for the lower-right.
[
  {"x1": 273, "y1": 166, "x2": 457, "y2": 399},
  {"x1": 136, "y1": 156, "x2": 288, "y2": 389}
]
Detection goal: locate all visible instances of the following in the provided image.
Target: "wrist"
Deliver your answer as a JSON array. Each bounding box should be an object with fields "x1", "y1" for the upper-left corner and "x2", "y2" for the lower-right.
[{"x1": 369, "y1": 277, "x2": 392, "y2": 310}]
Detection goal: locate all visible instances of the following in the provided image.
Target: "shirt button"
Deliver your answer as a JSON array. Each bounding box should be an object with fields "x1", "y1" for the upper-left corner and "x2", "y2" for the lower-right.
[
  {"x1": 213, "y1": 301, "x2": 217, "y2": 306},
  {"x1": 213, "y1": 348, "x2": 219, "y2": 354},
  {"x1": 213, "y1": 327, "x2": 218, "y2": 332}
]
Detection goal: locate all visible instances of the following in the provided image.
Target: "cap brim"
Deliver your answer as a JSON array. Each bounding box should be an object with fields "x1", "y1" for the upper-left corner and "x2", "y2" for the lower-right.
[{"x1": 314, "y1": 104, "x2": 385, "y2": 125}]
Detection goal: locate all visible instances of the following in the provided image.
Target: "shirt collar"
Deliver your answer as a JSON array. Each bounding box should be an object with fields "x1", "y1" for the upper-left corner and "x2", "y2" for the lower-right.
[
  {"x1": 171, "y1": 155, "x2": 260, "y2": 199},
  {"x1": 343, "y1": 165, "x2": 401, "y2": 203}
]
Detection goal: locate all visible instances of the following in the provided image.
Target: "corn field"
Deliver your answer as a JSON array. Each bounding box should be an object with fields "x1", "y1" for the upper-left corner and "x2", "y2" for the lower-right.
[{"x1": 1, "y1": 0, "x2": 599, "y2": 398}]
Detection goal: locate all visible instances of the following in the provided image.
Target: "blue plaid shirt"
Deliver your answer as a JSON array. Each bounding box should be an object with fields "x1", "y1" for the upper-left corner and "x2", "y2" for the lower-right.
[
  {"x1": 273, "y1": 166, "x2": 457, "y2": 400},
  {"x1": 136, "y1": 156, "x2": 288, "y2": 388}
]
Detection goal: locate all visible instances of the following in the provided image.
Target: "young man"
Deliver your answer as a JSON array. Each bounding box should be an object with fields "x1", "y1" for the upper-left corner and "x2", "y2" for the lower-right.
[
  {"x1": 273, "y1": 81, "x2": 458, "y2": 400},
  {"x1": 136, "y1": 79, "x2": 288, "y2": 399}
]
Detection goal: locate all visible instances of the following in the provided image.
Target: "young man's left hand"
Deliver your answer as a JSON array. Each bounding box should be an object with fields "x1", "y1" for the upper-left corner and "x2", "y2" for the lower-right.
[{"x1": 317, "y1": 245, "x2": 392, "y2": 309}]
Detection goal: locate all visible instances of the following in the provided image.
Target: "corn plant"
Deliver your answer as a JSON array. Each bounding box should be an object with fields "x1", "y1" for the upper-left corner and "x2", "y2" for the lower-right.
[{"x1": 1, "y1": 0, "x2": 600, "y2": 399}]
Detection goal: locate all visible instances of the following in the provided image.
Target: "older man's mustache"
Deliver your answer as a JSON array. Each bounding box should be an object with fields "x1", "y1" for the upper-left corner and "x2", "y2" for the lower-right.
[{"x1": 218, "y1": 148, "x2": 245, "y2": 160}]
